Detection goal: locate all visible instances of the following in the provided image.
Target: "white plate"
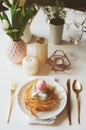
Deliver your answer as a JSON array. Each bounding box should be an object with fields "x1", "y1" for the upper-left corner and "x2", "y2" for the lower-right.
[{"x1": 17, "y1": 77, "x2": 67, "y2": 119}]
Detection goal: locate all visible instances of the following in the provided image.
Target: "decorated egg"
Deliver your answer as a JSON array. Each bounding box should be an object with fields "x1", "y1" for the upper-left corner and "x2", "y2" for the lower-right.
[{"x1": 36, "y1": 80, "x2": 47, "y2": 92}]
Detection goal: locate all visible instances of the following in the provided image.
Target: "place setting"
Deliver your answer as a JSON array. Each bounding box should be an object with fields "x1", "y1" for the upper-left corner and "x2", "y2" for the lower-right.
[{"x1": 6, "y1": 76, "x2": 82, "y2": 126}]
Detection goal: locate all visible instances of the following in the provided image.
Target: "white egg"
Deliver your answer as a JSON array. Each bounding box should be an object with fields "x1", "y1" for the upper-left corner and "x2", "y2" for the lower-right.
[{"x1": 38, "y1": 93, "x2": 47, "y2": 100}]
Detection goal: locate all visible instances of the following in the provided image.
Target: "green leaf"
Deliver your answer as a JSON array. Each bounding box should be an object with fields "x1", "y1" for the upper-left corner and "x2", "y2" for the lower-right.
[
  {"x1": 11, "y1": 5, "x2": 21, "y2": 29},
  {"x1": 21, "y1": 6, "x2": 26, "y2": 17},
  {"x1": 18, "y1": 18, "x2": 29, "y2": 37},
  {"x1": 12, "y1": 0, "x2": 19, "y2": 8},
  {"x1": 5, "y1": 28, "x2": 19, "y2": 34},
  {"x1": 0, "y1": 14, "x2": 2, "y2": 20}
]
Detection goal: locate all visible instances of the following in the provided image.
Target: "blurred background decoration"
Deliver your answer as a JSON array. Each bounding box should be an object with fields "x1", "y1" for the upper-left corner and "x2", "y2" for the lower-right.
[{"x1": 0, "y1": 0, "x2": 86, "y2": 12}]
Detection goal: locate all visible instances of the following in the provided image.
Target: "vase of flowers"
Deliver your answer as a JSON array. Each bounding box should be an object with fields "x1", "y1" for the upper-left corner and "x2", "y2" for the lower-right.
[
  {"x1": 0, "y1": 0, "x2": 37, "y2": 63},
  {"x1": 42, "y1": 0, "x2": 66, "y2": 44}
]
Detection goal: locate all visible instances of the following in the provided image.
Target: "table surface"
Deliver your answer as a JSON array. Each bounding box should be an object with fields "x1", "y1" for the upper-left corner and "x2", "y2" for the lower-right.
[{"x1": 0, "y1": 8, "x2": 86, "y2": 130}]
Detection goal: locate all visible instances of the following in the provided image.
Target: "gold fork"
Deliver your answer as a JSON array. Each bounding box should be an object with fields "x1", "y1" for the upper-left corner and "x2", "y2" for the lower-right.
[{"x1": 7, "y1": 82, "x2": 17, "y2": 123}]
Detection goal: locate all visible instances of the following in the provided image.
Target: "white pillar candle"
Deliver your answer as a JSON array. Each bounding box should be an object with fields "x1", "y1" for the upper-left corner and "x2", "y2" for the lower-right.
[
  {"x1": 36, "y1": 37, "x2": 48, "y2": 64},
  {"x1": 22, "y1": 56, "x2": 40, "y2": 76}
]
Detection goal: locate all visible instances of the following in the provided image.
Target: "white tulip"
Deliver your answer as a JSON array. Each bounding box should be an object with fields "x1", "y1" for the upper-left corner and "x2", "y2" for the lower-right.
[
  {"x1": 1, "y1": 19, "x2": 10, "y2": 29},
  {"x1": 2, "y1": 3, "x2": 8, "y2": 8},
  {"x1": 9, "y1": 0, "x2": 13, "y2": 4},
  {"x1": 2, "y1": 0, "x2": 13, "y2": 8}
]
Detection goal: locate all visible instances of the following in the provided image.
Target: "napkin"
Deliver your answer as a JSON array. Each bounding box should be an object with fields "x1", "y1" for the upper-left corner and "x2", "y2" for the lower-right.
[{"x1": 27, "y1": 116, "x2": 56, "y2": 124}]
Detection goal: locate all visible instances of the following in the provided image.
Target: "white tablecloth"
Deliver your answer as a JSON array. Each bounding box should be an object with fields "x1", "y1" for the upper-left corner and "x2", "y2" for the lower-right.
[{"x1": 0, "y1": 8, "x2": 86, "y2": 130}]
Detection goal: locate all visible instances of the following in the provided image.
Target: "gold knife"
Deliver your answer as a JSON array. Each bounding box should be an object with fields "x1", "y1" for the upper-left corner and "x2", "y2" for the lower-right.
[{"x1": 66, "y1": 79, "x2": 71, "y2": 125}]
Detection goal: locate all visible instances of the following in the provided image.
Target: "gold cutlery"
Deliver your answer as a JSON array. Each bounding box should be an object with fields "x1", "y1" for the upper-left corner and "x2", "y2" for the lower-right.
[
  {"x1": 72, "y1": 79, "x2": 82, "y2": 124},
  {"x1": 66, "y1": 79, "x2": 71, "y2": 125},
  {"x1": 7, "y1": 82, "x2": 17, "y2": 123}
]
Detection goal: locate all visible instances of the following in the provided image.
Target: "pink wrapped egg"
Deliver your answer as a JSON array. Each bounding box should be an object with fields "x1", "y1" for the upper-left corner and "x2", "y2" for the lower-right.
[{"x1": 36, "y1": 80, "x2": 47, "y2": 92}]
